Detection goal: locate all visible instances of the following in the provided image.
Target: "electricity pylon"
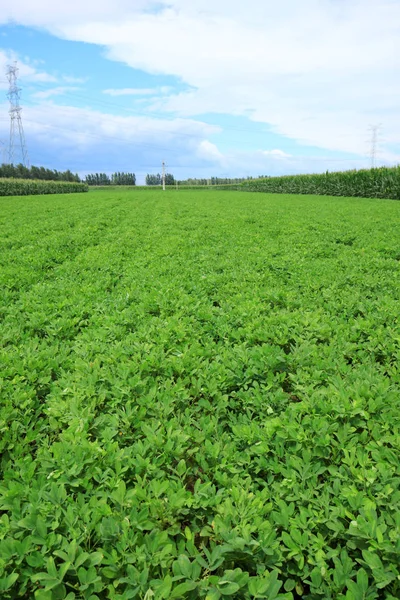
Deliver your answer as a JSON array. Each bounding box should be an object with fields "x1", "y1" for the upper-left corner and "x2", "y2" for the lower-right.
[
  {"x1": 6, "y1": 62, "x2": 29, "y2": 167},
  {"x1": 368, "y1": 124, "x2": 382, "y2": 169}
]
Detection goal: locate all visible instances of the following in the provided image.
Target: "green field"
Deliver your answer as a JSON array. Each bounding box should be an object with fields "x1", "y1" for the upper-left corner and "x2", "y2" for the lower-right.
[{"x1": 1, "y1": 189, "x2": 400, "y2": 600}]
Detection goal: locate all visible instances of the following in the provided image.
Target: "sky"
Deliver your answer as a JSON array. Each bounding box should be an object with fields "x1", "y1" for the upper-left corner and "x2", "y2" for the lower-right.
[{"x1": 0, "y1": 0, "x2": 399, "y2": 183}]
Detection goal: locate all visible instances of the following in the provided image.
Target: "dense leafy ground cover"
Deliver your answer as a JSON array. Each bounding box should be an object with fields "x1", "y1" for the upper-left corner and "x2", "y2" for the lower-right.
[{"x1": 1, "y1": 189, "x2": 400, "y2": 600}]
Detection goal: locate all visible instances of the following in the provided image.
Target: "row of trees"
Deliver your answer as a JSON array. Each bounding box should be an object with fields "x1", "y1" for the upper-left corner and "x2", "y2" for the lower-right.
[
  {"x1": 0, "y1": 165, "x2": 269, "y2": 187},
  {"x1": 176, "y1": 176, "x2": 267, "y2": 186},
  {"x1": 0, "y1": 163, "x2": 81, "y2": 182},
  {"x1": 145, "y1": 173, "x2": 175, "y2": 186},
  {"x1": 85, "y1": 172, "x2": 136, "y2": 186}
]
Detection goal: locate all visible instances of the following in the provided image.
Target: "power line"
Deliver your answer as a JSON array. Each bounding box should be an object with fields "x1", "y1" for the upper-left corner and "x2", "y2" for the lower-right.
[
  {"x1": 0, "y1": 80, "x2": 388, "y2": 169},
  {"x1": 0, "y1": 78, "x2": 388, "y2": 165},
  {"x1": 11, "y1": 80, "x2": 224, "y2": 144},
  {"x1": 1, "y1": 78, "x2": 361, "y2": 146},
  {"x1": 6, "y1": 62, "x2": 29, "y2": 167},
  {"x1": 5, "y1": 115, "x2": 372, "y2": 165}
]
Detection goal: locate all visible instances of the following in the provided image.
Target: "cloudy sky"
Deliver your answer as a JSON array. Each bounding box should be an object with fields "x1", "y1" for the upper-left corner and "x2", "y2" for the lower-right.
[{"x1": 0, "y1": 0, "x2": 399, "y2": 182}]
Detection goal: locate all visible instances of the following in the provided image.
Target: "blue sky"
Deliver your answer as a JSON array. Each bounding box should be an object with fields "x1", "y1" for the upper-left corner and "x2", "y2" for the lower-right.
[{"x1": 0, "y1": 0, "x2": 399, "y2": 183}]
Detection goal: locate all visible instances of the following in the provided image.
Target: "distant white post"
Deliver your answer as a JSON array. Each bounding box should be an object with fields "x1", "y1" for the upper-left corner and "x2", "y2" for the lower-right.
[{"x1": 162, "y1": 161, "x2": 166, "y2": 191}]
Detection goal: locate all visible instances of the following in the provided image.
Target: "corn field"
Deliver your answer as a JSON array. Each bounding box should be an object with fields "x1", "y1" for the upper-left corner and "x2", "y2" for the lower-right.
[
  {"x1": 241, "y1": 166, "x2": 400, "y2": 199},
  {"x1": 0, "y1": 178, "x2": 88, "y2": 197}
]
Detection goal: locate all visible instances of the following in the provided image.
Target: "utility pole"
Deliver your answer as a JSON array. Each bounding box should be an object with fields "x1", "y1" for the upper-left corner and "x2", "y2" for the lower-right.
[
  {"x1": 369, "y1": 124, "x2": 381, "y2": 169},
  {"x1": 162, "y1": 161, "x2": 166, "y2": 191},
  {"x1": 6, "y1": 62, "x2": 29, "y2": 167}
]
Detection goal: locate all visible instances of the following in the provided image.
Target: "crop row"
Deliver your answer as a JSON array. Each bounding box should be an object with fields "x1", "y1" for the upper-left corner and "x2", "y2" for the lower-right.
[
  {"x1": 0, "y1": 178, "x2": 88, "y2": 196},
  {"x1": 241, "y1": 166, "x2": 400, "y2": 199}
]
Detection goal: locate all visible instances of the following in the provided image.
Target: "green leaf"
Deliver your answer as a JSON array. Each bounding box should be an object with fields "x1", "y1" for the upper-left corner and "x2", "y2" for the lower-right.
[
  {"x1": 177, "y1": 555, "x2": 192, "y2": 579},
  {"x1": 34, "y1": 591, "x2": 53, "y2": 600},
  {"x1": 112, "y1": 480, "x2": 126, "y2": 505},
  {"x1": 34, "y1": 573, "x2": 60, "y2": 591},
  {"x1": 89, "y1": 552, "x2": 103, "y2": 567},
  {"x1": 46, "y1": 557, "x2": 58, "y2": 579},
  {"x1": 284, "y1": 578, "x2": 296, "y2": 592},
  {"x1": 36, "y1": 516, "x2": 48, "y2": 539},
  {"x1": 0, "y1": 572, "x2": 18, "y2": 591},
  {"x1": 170, "y1": 581, "x2": 197, "y2": 597},
  {"x1": 361, "y1": 551, "x2": 383, "y2": 572},
  {"x1": 311, "y1": 568, "x2": 322, "y2": 588},
  {"x1": 356, "y1": 569, "x2": 368, "y2": 595},
  {"x1": 58, "y1": 561, "x2": 71, "y2": 581},
  {"x1": 176, "y1": 459, "x2": 186, "y2": 476},
  {"x1": 205, "y1": 589, "x2": 221, "y2": 600},
  {"x1": 75, "y1": 552, "x2": 90, "y2": 569},
  {"x1": 217, "y1": 581, "x2": 240, "y2": 595}
]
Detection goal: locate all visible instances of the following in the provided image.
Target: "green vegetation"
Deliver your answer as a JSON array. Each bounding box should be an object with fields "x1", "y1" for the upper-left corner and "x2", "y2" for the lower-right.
[
  {"x1": 0, "y1": 178, "x2": 88, "y2": 196},
  {"x1": 242, "y1": 166, "x2": 400, "y2": 199},
  {"x1": 0, "y1": 163, "x2": 81, "y2": 183},
  {"x1": 1, "y1": 188, "x2": 400, "y2": 600},
  {"x1": 176, "y1": 177, "x2": 263, "y2": 186},
  {"x1": 146, "y1": 173, "x2": 175, "y2": 186},
  {"x1": 86, "y1": 173, "x2": 136, "y2": 186}
]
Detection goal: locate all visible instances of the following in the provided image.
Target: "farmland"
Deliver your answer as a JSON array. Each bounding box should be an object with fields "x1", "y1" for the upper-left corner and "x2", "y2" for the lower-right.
[
  {"x1": 1, "y1": 188, "x2": 400, "y2": 599},
  {"x1": 0, "y1": 179, "x2": 88, "y2": 197},
  {"x1": 242, "y1": 166, "x2": 400, "y2": 200}
]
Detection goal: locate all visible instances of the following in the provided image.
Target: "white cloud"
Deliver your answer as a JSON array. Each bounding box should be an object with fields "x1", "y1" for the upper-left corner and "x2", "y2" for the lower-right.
[
  {"x1": 1, "y1": 0, "x2": 400, "y2": 164},
  {"x1": 32, "y1": 86, "x2": 81, "y2": 99},
  {"x1": 0, "y1": 0, "x2": 152, "y2": 29},
  {"x1": 0, "y1": 49, "x2": 57, "y2": 91},
  {"x1": 263, "y1": 149, "x2": 292, "y2": 159},
  {"x1": 103, "y1": 87, "x2": 170, "y2": 96},
  {"x1": 196, "y1": 140, "x2": 224, "y2": 163},
  {"x1": 62, "y1": 75, "x2": 88, "y2": 84},
  {"x1": 0, "y1": 97, "x2": 390, "y2": 181},
  {"x1": 18, "y1": 102, "x2": 219, "y2": 145},
  {"x1": 0, "y1": 99, "x2": 224, "y2": 180}
]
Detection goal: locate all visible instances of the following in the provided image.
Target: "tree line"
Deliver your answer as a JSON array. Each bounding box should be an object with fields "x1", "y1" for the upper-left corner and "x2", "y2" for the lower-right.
[
  {"x1": 85, "y1": 172, "x2": 136, "y2": 186},
  {"x1": 0, "y1": 163, "x2": 81, "y2": 182},
  {"x1": 0, "y1": 164, "x2": 269, "y2": 187},
  {"x1": 175, "y1": 176, "x2": 267, "y2": 185},
  {"x1": 145, "y1": 173, "x2": 175, "y2": 186},
  {"x1": 0, "y1": 164, "x2": 138, "y2": 186}
]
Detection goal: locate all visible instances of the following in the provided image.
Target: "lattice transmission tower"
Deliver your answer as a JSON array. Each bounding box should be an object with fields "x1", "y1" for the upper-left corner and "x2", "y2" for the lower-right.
[
  {"x1": 368, "y1": 124, "x2": 381, "y2": 169},
  {"x1": 0, "y1": 140, "x2": 7, "y2": 164},
  {"x1": 6, "y1": 62, "x2": 29, "y2": 167}
]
